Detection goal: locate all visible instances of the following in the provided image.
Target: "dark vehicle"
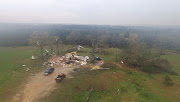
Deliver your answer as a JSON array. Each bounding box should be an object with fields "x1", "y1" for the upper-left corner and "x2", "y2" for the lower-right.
[
  {"x1": 44, "y1": 68, "x2": 54, "y2": 76},
  {"x1": 94, "y1": 57, "x2": 102, "y2": 60},
  {"x1": 66, "y1": 61, "x2": 70, "y2": 64},
  {"x1": 55, "y1": 74, "x2": 66, "y2": 83}
]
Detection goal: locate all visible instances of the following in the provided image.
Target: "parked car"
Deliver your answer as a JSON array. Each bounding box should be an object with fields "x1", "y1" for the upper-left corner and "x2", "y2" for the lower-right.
[
  {"x1": 55, "y1": 74, "x2": 66, "y2": 83},
  {"x1": 44, "y1": 68, "x2": 54, "y2": 76},
  {"x1": 94, "y1": 57, "x2": 102, "y2": 60},
  {"x1": 66, "y1": 61, "x2": 70, "y2": 64}
]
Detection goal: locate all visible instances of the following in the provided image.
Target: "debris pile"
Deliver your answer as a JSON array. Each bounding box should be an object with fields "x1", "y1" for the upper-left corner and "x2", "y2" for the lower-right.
[{"x1": 46, "y1": 52, "x2": 90, "y2": 67}]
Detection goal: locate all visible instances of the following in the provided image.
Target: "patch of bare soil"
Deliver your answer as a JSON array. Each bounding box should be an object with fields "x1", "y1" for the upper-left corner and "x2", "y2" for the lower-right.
[{"x1": 11, "y1": 60, "x2": 104, "y2": 102}]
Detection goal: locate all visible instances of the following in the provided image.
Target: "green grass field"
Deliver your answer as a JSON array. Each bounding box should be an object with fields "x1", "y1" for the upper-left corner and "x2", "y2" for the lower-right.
[
  {"x1": 39, "y1": 48, "x2": 180, "y2": 102},
  {"x1": 1, "y1": 46, "x2": 180, "y2": 102},
  {"x1": 0, "y1": 46, "x2": 42, "y2": 101}
]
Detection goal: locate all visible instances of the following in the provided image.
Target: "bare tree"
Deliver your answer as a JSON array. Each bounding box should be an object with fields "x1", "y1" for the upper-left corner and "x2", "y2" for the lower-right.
[
  {"x1": 28, "y1": 32, "x2": 49, "y2": 61},
  {"x1": 86, "y1": 34, "x2": 104, "y2": 58},
  {"x1": 47, "y1": 36, "x2": 58, "y2": 54},
  {"x1": 55, "y1": 36, "x2": 62, "y2": 55}
]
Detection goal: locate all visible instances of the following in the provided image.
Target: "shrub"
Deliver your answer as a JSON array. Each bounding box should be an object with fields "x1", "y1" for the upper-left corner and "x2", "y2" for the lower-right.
[
  {"x1": 164, "y1": 74, "x2": 173, "y2": 86},
  {"x1": 176, "y1": 48, "x2": 180, "y2": 53},
  {"x1": 96, "y1": 49, "x2": 110, "y2": 55},
  {"x1": 141, "y1": 66, "x2": 156, "y2": 73},
  {"x1": 140, "y1": 59, "x2": 171, "y2": 73},
  {"x1": 121, "y1": 43, "x2": 171, "y2": 73},
  {"x1": 153, "y1": 59, "x2": 171, "y2": 72}
]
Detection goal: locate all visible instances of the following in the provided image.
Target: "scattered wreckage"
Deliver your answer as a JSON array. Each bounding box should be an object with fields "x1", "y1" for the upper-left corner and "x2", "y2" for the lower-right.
[
  {"x1": 42, "y1": 52, "x2": 91, "y2": 81},
  {"x1": 40, "y1": 51, "x2": 104, "y2": 82},
  {"x1": 45, "y1": 52, "x2": 90, "y2": 67}
]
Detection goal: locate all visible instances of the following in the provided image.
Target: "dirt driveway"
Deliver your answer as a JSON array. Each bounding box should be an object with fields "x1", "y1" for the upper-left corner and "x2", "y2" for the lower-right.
[{"x1": 11, "y1": 60, "x2": 104, "y2": 102}]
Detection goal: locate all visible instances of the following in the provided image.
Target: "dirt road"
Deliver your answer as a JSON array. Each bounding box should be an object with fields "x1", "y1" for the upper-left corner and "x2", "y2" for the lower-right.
[
  {"x1": 11, "y1": 65, "x2": 75, "y2": 102},
  {"x1": 11, "y1": 60, "x2": 104, "y2": 102}
]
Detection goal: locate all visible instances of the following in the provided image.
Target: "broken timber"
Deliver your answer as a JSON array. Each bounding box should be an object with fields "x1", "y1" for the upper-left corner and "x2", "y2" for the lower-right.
[{"x1": 85, "y1": 87, "x2": 94, "y2": 102}]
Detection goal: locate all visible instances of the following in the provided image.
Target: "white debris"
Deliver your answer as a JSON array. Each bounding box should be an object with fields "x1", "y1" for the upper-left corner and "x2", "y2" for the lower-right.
[
  {"x1": 63, "y1": 63, "x2": 66, "y2": 67},
  {"x1": 83, "y1": 58, "x2": 87, "y2": 62},
  {"x1": 56, "y1": 60, "x2": 60, "y2": 64},
  {"x1": 37, "y1": 42, "x2": 39, "y2": 45},
  {"x1": 32, "y1": 56, "x2": 35, "y2": 60},
  {"x1": 46, "y1": 49, "x2": 49, "y2": 53},
  {"x1": 121, "y1": 61, "x2": 124, "y2": 64},
  {"x1": 75, "y1": 60, "x2": 80, "y2": 63},
  {"x1": 80, "y1": 61, "x2": 87, "y2": 65},
  {"x1": 77, "y1": 45, "x2": 83, "y2": 50},
  {"x1": 22, "y1": 65, "x2": 26, "y2": 67},
  {"x1": 26, "y1": 68, "x2": 30, "y2": 71},
  {"x1": 85, "y1": 56, "x2": 89, "y2": 60}
]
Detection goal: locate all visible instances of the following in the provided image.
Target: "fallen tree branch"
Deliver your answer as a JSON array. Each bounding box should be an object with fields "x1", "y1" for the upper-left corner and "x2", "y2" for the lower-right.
[
  {"x1": 98, "y1": 68, "x2": 110, "y2": 70},
  {"x1": 85, "y1": 87, "x2": 94, "y2": 102},
  {"x1": 91, "y1": 68, "x2": 110, "y2": 70}
]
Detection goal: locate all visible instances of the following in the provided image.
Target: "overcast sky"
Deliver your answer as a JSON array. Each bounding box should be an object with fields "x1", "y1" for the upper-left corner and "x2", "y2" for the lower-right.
[{"x1": 0, "y1": 0, "x2": 179, "y2": 25}]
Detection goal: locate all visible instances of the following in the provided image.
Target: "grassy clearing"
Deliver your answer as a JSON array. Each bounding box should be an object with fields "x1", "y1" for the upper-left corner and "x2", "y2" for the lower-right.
[
  {"x1": 162, "y1": 54, "x2": 180, "y2": 74},
  {"x1": 0, "y1": 46, "x2": 43, "y2": 101},
  {"x1": 1, "y1": 46, "x2": 180, "y2": 102},
  {"x1": 39, "y1": 48, "x2": 180, "y2": 102},
  {"x1": 143, "y1": 54, "x2": 180, "y2": 102}
]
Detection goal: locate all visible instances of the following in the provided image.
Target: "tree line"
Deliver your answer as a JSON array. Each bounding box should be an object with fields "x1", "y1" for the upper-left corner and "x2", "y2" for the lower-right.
[{"x1": 1, "y1": 24, "x2": 180, "y2": 51}]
